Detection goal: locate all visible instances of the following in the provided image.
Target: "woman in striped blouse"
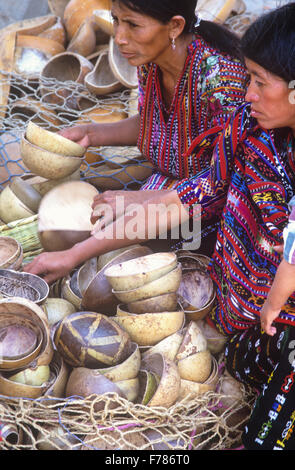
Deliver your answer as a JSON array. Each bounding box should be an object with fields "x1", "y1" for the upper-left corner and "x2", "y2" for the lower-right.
[{"x1": 24, "y1": 0, "x2": 247, "y2": 283}]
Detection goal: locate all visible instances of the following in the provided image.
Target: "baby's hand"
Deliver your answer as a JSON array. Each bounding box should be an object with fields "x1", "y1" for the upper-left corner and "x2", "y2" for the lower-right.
[{"x1": 260, "y1": 301, "x2": 281, "y2": 336}]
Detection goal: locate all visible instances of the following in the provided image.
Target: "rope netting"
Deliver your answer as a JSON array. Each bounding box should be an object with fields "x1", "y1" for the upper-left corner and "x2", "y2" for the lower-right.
[
  {"x1": 0, "y1": 70, "x2": 149, "y2": 191},
  {"x1": 0, "y1": 359, "x2": 257, "y2": 451}
]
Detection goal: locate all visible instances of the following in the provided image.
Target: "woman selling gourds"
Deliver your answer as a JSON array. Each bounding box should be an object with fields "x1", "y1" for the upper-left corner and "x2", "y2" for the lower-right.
[{"x1": 24, "y1": 0, "x2": 247, "y2": 283}]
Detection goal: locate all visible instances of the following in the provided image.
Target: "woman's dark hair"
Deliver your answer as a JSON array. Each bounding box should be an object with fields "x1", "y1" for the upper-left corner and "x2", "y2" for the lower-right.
[
  {"x1": 113, "y1": 0, "x2": 242, "y2": 60},
  {"x1": 241, "y1": 2, "x2": 295, "y2": 82}
]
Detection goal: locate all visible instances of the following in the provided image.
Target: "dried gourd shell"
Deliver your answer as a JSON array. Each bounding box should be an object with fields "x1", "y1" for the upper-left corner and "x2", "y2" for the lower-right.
[
  {"x1": 137, "y1": 370, "x2": 159, "y2": 406},
  {"x1": 183, "y1": 292, "x2": 216, "y2": 321},
  {"x1": 38, "y1": 16, "x2": 67, "y2": 46},
  {"x1": 61, "y1": 275, "x2": 82, "y2": 310},
  {"x1": 44, "y1": 351, "x2": 70, "y2": 399},
  {"x1": 177, "y1": 349, "x2": 212, "y2": 383},
  {"x1": 175, "y1": 321, "x2": 207, "y2": 361},
  {"x1": 0, "y1": 324, "x2": 38, "y2": 361},
  {"x1": 0, "y1": 368, "x2": 51, "y2": 398},
  {"x1": 0, "y1": 185, "x2": 35, "y2": 223},
  {"x1": 127, "y1": 292, "x2": 178, "y2": 314},
  {"x1": 42, "y1": 297, "x2": 76, "y2": 326},
  {"x1": 0, "y1": 297, "x2": 53, "y2": 371},
  {"x1": 85, "y1": 49, "x2": 123, "y2": 96},
  {"x1": 81, "y1": 245, "x2": 153, "y2": 315},
  {"x1": 13, "y1": 15, "x2": 59, "y2": 36},
  {"x1": 178, "y1": 269, "x2": 214, "y2": 311},
  {"x1": 54, "y1": 311, "x2": 132, "y2": 368},
  {"x1": 8, "y1": 365, "x2": 50, "y2": 386},
  {"x1": 95, "y1": 342, "x2": 140, "y2": 382},
  {"x1": 10, "y1": 176, "x2": 42, "y2": 213},
  {"x1": 21, "y1": 169, "x2": 81, "y2": 197},
  {"x1": 140, "y1": 353, "x2": 181, "y2": 408},
  {"x1": 67, "y1": 18, "x2": 97, "y2": 57},
  {"x1": 26, "y1": 121, "x2": 85, "y2": 157},
  {"x1": 0, "y1": 317, "x2": 42, "y2": 371},
  {"x1": 108, "y1": 36, "x2": 138, "y2": 89},
  {"x1": 40, "y1": 52, "x2": 94, "y2": 109},
  {"x1": 112, "y1": 263, "x2": 182, "y2": 304},
  {"x1": 65, "y1": 367, "x2": 127, "y2": 411},
  {"x1": 38, "y1": 181, "x2": 98, "y2": 251},
  {"x1": 0, "y1": 236, "x2": 23, "y2": 270},
  {"x1": 97, "y1": 246, "x2": 140, "y2": 271},
  {"x1": 63, "y1": 0, "x2": 110, "y2": 41},
  {"x1": 141, "y1": 330, "x2": 184, "y2": 362},
  {"x1": 21, "y1": 136, "x2": 83, "y2": 181},
  {"x1": 14, "y1": 34, "x2": 65, "y2": 78},
  {"x1": 113, "y1": 309, "x2": 184, "y2": 347},
  {"x1": 104, "y1": 252, "x2": 178, "y2": 292},
  {"x1": 115, "y1": 377, "x2": 139, "y2": 402},
  {"x1": 92, "y1": 9, "x2": 114, "y2": 36},
  {"x1": 178, "y1": 356, "x2": 219, "y2": 400},
  {"x1": 196, "y1": 319, "x2": 227, "y2": 355}
]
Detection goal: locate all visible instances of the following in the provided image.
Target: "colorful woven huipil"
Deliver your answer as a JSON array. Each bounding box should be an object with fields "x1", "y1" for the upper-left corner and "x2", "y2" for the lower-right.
[
  {"x1": 137, "y1": 35, "x2": 247, "y2": 229},
  {"x1": 186, "y1": 103, "x2": 295, "y2": 334}
]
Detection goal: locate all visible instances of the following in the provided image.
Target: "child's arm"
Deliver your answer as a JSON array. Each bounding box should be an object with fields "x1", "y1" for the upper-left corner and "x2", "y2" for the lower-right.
[{"x1": 261, "y1": 258, "x2": 295, "y2": 336}]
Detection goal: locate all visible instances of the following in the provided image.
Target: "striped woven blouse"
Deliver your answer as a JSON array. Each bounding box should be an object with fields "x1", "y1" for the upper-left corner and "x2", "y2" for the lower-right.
[
  {"x1": 189, "y1": 103, "x2": 295, "y2": 334},
  {"x1": 137, "y1": 35, "x2": 247, "y2": 215}
]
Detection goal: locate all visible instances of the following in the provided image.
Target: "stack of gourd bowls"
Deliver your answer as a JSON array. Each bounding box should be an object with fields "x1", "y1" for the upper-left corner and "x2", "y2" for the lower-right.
[
  {"x1": 0, "y1": 237, "x2": 231, "y2": 450},
  {"x1": 0, "y1": 121, "x2": 85, "y2": 224},
  {"x1": 0, "y1": 238, "x2": 58, "y2": 400},
  {"x1": 47, "y1": 248, "x2": 222, "y2": 409}
]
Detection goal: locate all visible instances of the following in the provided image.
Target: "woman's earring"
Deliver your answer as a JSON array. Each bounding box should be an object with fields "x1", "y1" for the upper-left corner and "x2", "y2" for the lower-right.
[{"x1": 171, "y1": 37, "x2": 176, "y2": 51}]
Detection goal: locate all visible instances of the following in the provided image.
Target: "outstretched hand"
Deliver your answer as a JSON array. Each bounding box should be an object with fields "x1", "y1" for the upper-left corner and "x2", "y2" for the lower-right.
[
  {"x1": 23, "y1": 251, "x2": 76, "y2": 284},
  {"x1": 58, "y1": 125, "x2": 90, "y2": 149}
]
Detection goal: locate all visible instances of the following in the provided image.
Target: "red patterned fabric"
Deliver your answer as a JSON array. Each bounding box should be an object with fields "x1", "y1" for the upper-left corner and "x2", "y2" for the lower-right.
[
  {"x1": 137, "y1": 35, "x2": 247, "y2": 216},
  {"x1": 205, "y1": 104, "x2": 295, "y2": 334}
]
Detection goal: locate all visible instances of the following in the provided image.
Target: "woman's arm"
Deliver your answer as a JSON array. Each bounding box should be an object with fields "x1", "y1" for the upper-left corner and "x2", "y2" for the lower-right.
[
  {"x1": 261, "y1": 259, "x2": 295, "y2": 336},
  {"x1": 23, "y1": 189, "x2": 189, "y2": 284},
  {"x1": 59, "y1": 114, "x2": 141, "y2": 148}
]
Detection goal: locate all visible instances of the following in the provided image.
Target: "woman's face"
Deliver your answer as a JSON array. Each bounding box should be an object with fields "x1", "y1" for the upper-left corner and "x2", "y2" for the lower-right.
[
  {"x1": 111, "y1": 1, "x2": 172, "y2": 67},
  {"x1": 245, "y1": 58, "x2": 295, "y2": 133}
]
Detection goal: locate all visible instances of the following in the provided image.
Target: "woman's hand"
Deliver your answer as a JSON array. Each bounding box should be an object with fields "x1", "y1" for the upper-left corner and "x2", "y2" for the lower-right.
[
  {"x1": 58, "y1": 114, "x2": 141, "y2": 150},
  {"x1": 58, "y1": 124, "x2": 91, "y2": 148},
  {"x1": 23, "y1": 250, "x2": 78, "y2": 284},
  {"x1": 91, "y1": 190, "x2": 131, "y2": 229},
  {"x1": 90, "y1": 190, "x2": 161, "y2": 228}
]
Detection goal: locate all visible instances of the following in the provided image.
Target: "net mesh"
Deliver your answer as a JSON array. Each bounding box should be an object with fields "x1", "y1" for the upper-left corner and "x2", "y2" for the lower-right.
[
  {"x1": 0, "y1": 358, "x2": 257, "y2": 451},
  {"x1": 0, "y1": 70, "x2": 149, "y2": 191}
]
